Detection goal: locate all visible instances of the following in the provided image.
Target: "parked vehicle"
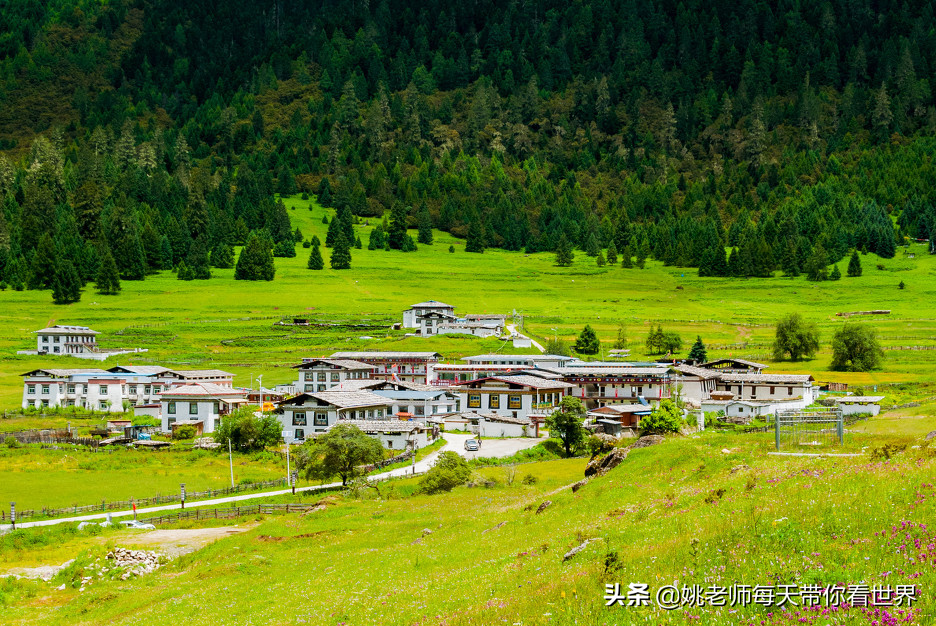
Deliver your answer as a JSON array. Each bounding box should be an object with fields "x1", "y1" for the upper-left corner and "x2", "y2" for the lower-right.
[
  {"x1": 464, "y1": 439, "x2": 479, "y2": 451},
  {"x1": 120, "y1": 520, "x2": 156, "y2": 530}
]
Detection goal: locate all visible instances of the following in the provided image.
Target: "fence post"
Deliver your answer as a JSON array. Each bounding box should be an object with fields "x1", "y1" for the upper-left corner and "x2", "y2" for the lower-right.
[
  {"x1": 837, "y1": 414, "x2": 844, "y2": 445},
  {"x1": 774, "y1": 413, "x2": 781, "y2": 451}
]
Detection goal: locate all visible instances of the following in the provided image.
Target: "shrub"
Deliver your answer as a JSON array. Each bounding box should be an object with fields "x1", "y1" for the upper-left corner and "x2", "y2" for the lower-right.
[
  {"x1": 4, "y1": 436, "x2": 20, "y2": 449},
  {"x1": 521, "y1": 473, "x2": 538, "y2": 485},
  {"x1": 419, "y1": 451, "x2": 471, "y2": 494},
  {"x1": 639, "y1": 399, "x2": 684, "y2": 435},
  {"x1": 172, "y1": 424, "x2": 196, "y2": 440}
]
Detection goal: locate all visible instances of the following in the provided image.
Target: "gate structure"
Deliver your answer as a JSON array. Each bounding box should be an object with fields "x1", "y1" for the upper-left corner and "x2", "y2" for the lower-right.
[{"x1": 774, "y1": 408, "x2": 844, "y2": 451}]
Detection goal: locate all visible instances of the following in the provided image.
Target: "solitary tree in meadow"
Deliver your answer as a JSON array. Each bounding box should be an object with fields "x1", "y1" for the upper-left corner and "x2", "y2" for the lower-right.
[
  {"x1": 687, "y1": 336, "x2": 707, "y2": 363},
  {"x1": 330, "y1": 232, "x2": 352, "y2": 269},
  {"x1": 830, "y1": 323, "x2": 883, "y2": 371},
  {"x1": 307, "y1": 239, "x2": 324, "y2": 269},
  {"x1": 773, "y1": 313, "x2": 820, "y2": 360},
  {"x1": 847, "y1": 250, "x2": 862, "y2": 277},
  {"x1": 573, "y1": 324, "x2": 600, "y2": 354}
]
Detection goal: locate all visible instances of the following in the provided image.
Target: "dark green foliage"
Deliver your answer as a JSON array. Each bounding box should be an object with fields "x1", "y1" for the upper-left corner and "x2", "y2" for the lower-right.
[
  {"x1": 354, "y1": 236, "x2": 362, "y2": 249},
  {"x1": 448, "y1": 245, "x2": 454, "y2": 253},
  {"x1": 465, "y1": 218, "x2": 484, "y2": 253},
  {"x1": 317, "y1": 177, "x2": 332, "y2": 208},
  {"x1": 847, "y1": 250, "x2": 862, "y2": 277},
  {"x1": 211, "y1": 244, "x2": 235, "y2": 269},
  {"x1": 301, "y1": 423, "x2": 383, "y2": 486},
  {"x1": 419, "y1": 451, "x2": 471, "y2": 494},
  {"x1": 830, "y1": 323, "x2": 884, "y2": 372},
  {"x1": 899, "y1": 280, "x2": 906, "y2": 290},
  {"x1": 573, "y1": 325, "x2": 600, "y2": 355},
  {"x1": 806, "y1": 245, "x2": 830, "y2": 281},
  {"x1": 186, "y1": 237, "x2": 211, "y2": 279},
  {"x1": 584, "y1": 232, "x2": 600, "y2": 257},
  {"x1": 234, "y1": 232, "x2": 275, "y2": 281},
  {"x1": 830, "y1": 264, "x2": 841, "y2": 281},
  {"x1": 28, "y1": 233, "x2": 57, "y2": 290},
  {"x1": 687, "y1": 336, "x2": 707, "y2": 364},
  {"x1": 417, "y1": 204, "x2": 433, "y2": 245},
  {"x1": 95, "y1": 247, "x2": 121, "y2": 294},
  {"x1": 387, "y1": 202, "x2": 409, "y2": 250},
  {"x1": 159, "y1": 236, "x2": 174, "y2": 270},
  {"x1": 177, "y1": 261, "x2": 194, "y2": 280},
  {"x1": 52, "y1": 261, "x2": 81, "y2": 304},
  {"x1": 606, "y1": 242, "x2": 618, "y2": 266},
  {"x1": 555, "y1": 233, "x2": 573, "y2": 266},
  {"x1": 773, "y1": 313, "x2": 820, "y2": 361},
  {"x1": 368, "y1": 224, "x2": 387, "y2": 250},
  {"x1": 620, "y1": 246, "x2": 633, "y2": 268},
  {"x1": 272, "y1": 240, "x2": 297, "y2": 258},
  {"x1": 330, "y1": 232, "x2": 352, "y2": 269},
  {"x1": 596, "y1": 250, "x2": 606, "y2": 267},
  {"x1": 646, "y1": 324, "x2": 682, "y2": 355},
  {"x1": 307, "y1": 239, "x2": 324, "y2": 270},
  {"x1": 545, "y1": 397, "x2": 586, "y2": 457}
]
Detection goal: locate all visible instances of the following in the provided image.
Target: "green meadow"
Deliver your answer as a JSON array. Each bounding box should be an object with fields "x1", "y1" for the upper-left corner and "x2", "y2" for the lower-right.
[
  {"x1": 0, "y1": 193, "x2": 934, "y2": 410},
  {"x1": 2, "y1": 428, "x2": 934, "y2": 625}
]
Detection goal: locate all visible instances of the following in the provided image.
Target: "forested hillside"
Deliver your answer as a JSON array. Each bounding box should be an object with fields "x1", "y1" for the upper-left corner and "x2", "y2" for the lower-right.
[{"x1": 1, "y1": 0, "x2": 936, "y2": 299}]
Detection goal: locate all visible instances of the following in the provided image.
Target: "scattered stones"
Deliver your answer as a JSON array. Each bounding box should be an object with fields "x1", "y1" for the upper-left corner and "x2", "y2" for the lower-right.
[
  {"x1": 571, "y1": 478, "x2": 590, "y2": 493},
  {"x1": 721, "y1": 448, "x2": 732, "y2": 454},
  {"x1": 535, "y1": 500, "x2": 552, "y2": 515},
  {"x1": 482, "y1": 521, "x2": 507, "y2": 534},
  {"x1": 585, "y1": 447, "x2": 630, "y2": 478},
  {"x1": 56, "y1": 584, "x2": 66, "y2": 591},
  {"x1": 629, "y1": 435, "x2": 664, "y2": 449},
  {"x1": 730, "y1": 464, "x2": 750, "y2": 474},
  {"x1": 192, "y1": 437, "x2": 221, "y2": 450},
  {"x1": 925, "y1": 431, "x2": 936, "y2": 441},
  {"x1": 562, "y1": 539, "x2": 596, "y2": 562},
  {"x1": 421, "y1": 528, "x2": 432, "y2": 536},
  {"x1": 104, "y1": 547, "x2": 167, "y2": 580}
]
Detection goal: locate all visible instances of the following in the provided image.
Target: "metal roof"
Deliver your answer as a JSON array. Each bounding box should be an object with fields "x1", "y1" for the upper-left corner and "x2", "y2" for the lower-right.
[
  {"x1": 720, "y1": 374, "x2": 814, "y2": 383},
  {"x1": 34, "y1": 325, "x2": 99, "y2": 334},
  {"x1": 22, "y1": 368, "x2": 110, "y2": 377},
  {"x1": 329, "y1": 351, "x2": 442, "y2": 359},
  {"x1": 159, "y1": 383, "x2": 247, "y2": 398},
  {"x1": 293, "y1": 358, "x2": 376, "y2": 370}
]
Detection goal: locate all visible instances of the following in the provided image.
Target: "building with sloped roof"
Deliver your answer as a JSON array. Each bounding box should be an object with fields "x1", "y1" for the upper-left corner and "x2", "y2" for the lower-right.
[{"x1": 158, "y1": 383, "x2": 248, "y2": 433}]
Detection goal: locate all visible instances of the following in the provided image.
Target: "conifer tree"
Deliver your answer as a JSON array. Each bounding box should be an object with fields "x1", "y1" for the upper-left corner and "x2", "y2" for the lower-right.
[
  {"x1": 211, "y1": 244, "x2": 235, "y2": 269},
  {"x1": 29, "y1": 233, "x2": 57, "y2": 290},
  {"x1": 159, "y1": 236, "x2": 174, "y2": 270},
  {"x1": 606, "y1": 242, "x2": 618, "y2": 265},
  {"x1": 573, "y1": 325, "x2": 600, "y2": 354},
  {"x1": 330, "y1": 232, "x2": 352, "y2": 269},
  {"x1": 96, "y1": 247, "x2": 121, "y2": 294},
  {"x1": 621, "y1": 245, "x2": 633, "y2": 268},
  {"x1": 847, "y1": 249, "x2": 862, "y2": 277},
  {"x1": 596, "y1": 250, "x2": 606, "y2": 266},
  {"x1": 52, "y1": 260, "x2": 81, "y2": 304},
  {"x1": 830, "y1": 264, "x2": 841, "y2": 280},
  {"x1": 368, "y1": 224, "x2": 386, "y2": 250},
  {"x1": 555, "y1": 233, "x2": 573, "y2": 266},
  {"x1": 465, "y1": 218, "x2": 485, "y2": 253},
  {"x1": 355, "y1": 236, "x2": 362, "y2": 249},
  {"x1": 307, "y1": 239, "x2": 324, "y2": 269},
  {"x1": 585, "y1": 232, "x2": 600, "y2": 257},
  {"x1": 317, "y1": 177, "x2": 333, "y2": 207},
  {"x1": 417, "y1": 204, "x2": 433, "y2": 245},
  {"x1": 177, "y1": 260, "x2": 194, "y2": 280},
  {"x1": 235, "y1": 232, "x2": 276, "y2": 281},
  {"x1": 187, "y1": 237, "x2": 211, "y2": 279},
  {"x1": 805, "y1": 244, "x2": 830, "y2": 281},
  {"x1": 387, "y1": 202, "x2": 409, "y2": 250},
  {"x1": 687, "y1": 336, "x2": 707, "y2": 363},
  {"x1": 325, "y1": 213, "x2": 341, "y2": 247}
]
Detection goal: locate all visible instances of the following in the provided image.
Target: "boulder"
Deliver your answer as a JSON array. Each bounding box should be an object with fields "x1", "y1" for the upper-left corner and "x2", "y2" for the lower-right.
[
  {"x1": 584, "y1": 456, "x2": 604, "y2": 478},
  {"x1": 629, "y1": 435, "x2": 664, "y2": 449},
  {"x1": 729, "y1": 464, "x2": 751, "y2": 474},
  {"x1": 571, "y1": 478, "x2": 590, "y2": 493},
  {"x1": 535, "y1": 500, "x2": 552, "y2": 514},
  {"x1": 925, "y1": 431, "x2": 936, "y2": 441},
  {"x1": 562, "y1": 539, "x2": 596, "y2": 562},
  {"x1": 585, "y1": 447, "x2": 631, "y2": 478}
]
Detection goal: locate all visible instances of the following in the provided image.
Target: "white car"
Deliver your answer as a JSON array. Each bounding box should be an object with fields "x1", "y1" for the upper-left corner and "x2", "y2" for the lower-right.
[{"x1": 120, "y1": 520, "x2": 156, "y2": 530}]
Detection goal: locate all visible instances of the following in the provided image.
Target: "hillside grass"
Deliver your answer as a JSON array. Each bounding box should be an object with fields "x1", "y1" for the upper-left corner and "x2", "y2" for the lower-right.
[
  {"x1": 1, "y1": 194, "x2": 935, "y2": 410},
  {"x1": 2, "y1": 425, "x2": 934, "y2": 625}
]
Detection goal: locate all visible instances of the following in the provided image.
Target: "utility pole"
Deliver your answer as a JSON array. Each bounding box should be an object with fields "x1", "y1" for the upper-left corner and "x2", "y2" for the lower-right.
[{"x1": 228, "y1": 437, "x2": 234, "y2": 488}]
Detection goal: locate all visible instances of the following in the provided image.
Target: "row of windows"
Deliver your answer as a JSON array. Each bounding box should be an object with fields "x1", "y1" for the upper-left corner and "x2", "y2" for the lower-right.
[
  {"x1": 731, "y1": 386, "x2": 796, "y2": 396},
  {"x1": 27, "y1": 384, "x2": 120, "y2": 395},
  {"x1": 467, "y1": 394, "x2": 524, "y2": 410},
  {"x1": 291, "y1": 412, "x2": 329, "y2": 427},
  {"x1": 166, "y1": 401, "x2": 220, "y2": 415},
  {"x1": 41, "y1": 335, "x2": 93, "y2": 343}
]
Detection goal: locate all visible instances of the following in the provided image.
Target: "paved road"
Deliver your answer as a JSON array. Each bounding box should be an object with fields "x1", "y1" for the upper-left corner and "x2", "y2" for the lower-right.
[
  {"x1": 1, "y1": 433, "x2": 544, "y2": 532},
  {"x1": 506, "y1": 324, "x2": 545, "y2": 353}
]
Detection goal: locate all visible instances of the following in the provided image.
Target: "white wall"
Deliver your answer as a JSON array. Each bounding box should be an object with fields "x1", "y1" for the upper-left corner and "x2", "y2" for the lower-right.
[
  {"x1": 161, "y1": 399, "x2": 220, "y2": 433},
  {"x1": 478, "y1": 419, "x2": 527, "y2": 438}
]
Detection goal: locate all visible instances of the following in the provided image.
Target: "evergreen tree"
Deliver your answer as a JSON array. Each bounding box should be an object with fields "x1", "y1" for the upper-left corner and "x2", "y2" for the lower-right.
[
  {"x1": 177, "y1": 260, "x2": 194, "y2": 280},
  {"x1": 368, "y1": 224, "x2": 386, "y2": 250},
  {"x1": 159, "y1": 236, "x2": 174, "y2": 270},
  {"x1": 465, "y1": 218, "x2": 485, "y2": 253},
  {"x1": 211, "y1": 244, "x2": 235, "y2": 269},
  {"x1": 847, "y1": 249, "x2": 862, "y2": 277},
  {"x1": 417, "y1": 204, "x2": 433, "y2": 245},
  {"x1": 272, "y1": 240, "x2": 297, "y2": 257},
  {"x1": 606, "y1": 242, "x2": 618, "y2": 265},
  {"x1": 187, "y1": 237, "x2": 211, "y2": 279},
  {"x1": 645, "y1": 324, "x2": 665, "y2": 354},
  {"x1": 687, "y1": 336, "x2": 707, "y2": 363},
  {"x1": 325, "y1": 213, "x2": 341, "y2": 247},
  {"x1": 573, "y1": 325, "x2": 600, "y2": 355},
  {"x1": 805, "y1": 244, "x2": 830, "y2": 281},
  {"x1": 52, "y1": 260, "x2": 81, "y2": 304},
  {"x1": 96, "y1": 247, "x2": 121, "y2": 294},
  {"x1": 307, "y1": 239, "x2": 324, "y2": 269},
  {"x1": 321, "y1": 214, "x2": 329, "y2": 225},
  {"x1": 387, "y1": 202, "x2": 409, "y2": 250},
  {"x1": 330, "y1": 232, "x2": 352, "y2": 269},
  {"x1": 29, "y1": 233, "x2": 57, "y2": 290},
  {"x1": 235, "y1": 232, "x2": 276, "y2": 281},
  {"x1": 555, "y1": 233, "x2": 574, "y2": 266},
  {"x1": 317, "y1": 177, "x2": 333, "y2": 207},
  {"x1": 621, "y1": 245, "x2": 633, "y2": 268},
  {"x1": 596, "y1": 250, "x2": 606, "y2": 266},
  {"x1": 830, "y1": 264, "x2": 841, "y2": 280},
  {"x1": 584, "y1": 232, "x2": 600, "y2": 257}
]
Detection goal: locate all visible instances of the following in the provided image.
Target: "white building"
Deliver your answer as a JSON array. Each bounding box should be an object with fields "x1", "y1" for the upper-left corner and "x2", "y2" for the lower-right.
[
  {"x1": 277, "y1": 390, "x2": 393, "y2": 441},
  {"x1": 461, "y1": 354, "x2": 575, "y2": 369},
  {"x1": 293, "y1": 358, "x2": 377, "y2": 393},
  {"x1": 547, "y1": 365, "x2": 673, "y2": 409},
  {"x1": 454, "y1": 375, "x2": 573, "y2": 421},
  {"x1": 435, "y1": 320, "x2": 503, "y2": 338},
  {"x1": 370, "y1": 388, "x2": 459, "y2": 420},
  {"x1": 354, "y1": 420, "x2": 432, "y2": 450},
  {"x1": 21, "y1": 369, "x2": 125, "y2": 412},
  {"x1": 34, "y1": 325, "x2": 99, "y2": 355},
  {"x1": 159, "y1": 383, "x2": 248, "y2": 433},
  {"x1": 715, "y1": 374, "x2": 816, "y2": 403},
  {"x1": 402, "y1": 301, "x2": 456, "y2": 329},
  {"x1": 831, "y1": 395, "x2": 885, "y2": 416},
  {"x1": 672, "y1": 364, "x2": 721, "y2": 405},
  {"x1": 478, "y1": 414, "x2": 533, "y2": 438}
]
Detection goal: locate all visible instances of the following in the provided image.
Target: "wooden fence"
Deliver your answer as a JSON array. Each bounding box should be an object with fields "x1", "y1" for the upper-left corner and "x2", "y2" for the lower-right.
[
  {"x1": 1, "y1": 477, "x2": 291, "y2": 523},
  {"x1": 139, "y1": 500, "x2": 337, "y2": 526}
]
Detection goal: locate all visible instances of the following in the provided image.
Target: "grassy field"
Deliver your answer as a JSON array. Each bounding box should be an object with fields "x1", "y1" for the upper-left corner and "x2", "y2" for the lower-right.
[
  {"x1": 1, "y1": 421, "x2": 933, "y2": 625},
  {"x1": 0, "y1": 194, "x2": 935, "y2": 409}
]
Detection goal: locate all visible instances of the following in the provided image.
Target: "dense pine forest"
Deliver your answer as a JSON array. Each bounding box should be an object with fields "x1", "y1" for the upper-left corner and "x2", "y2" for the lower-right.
[{"x1": 1, "y1": 0, "x2": 936, "y2": 298}]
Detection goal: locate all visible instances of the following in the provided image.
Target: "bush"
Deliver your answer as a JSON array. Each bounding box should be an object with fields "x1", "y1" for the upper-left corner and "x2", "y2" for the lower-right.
[
  {"x1": 172, "y1": 424, "x2": 196, "y2": 440},
  {"x1": 639, "y1": 399, "x2": 685, "y2": 435},
  {"x1": 521, "y1": 473, "x2": 538, "y2": 485},
  {"x1": 419, "y1": 451, "x2": 471, "y2": 494},
  {"x1": 4, "y1": 436, "x2": 20, "y2": 449}
]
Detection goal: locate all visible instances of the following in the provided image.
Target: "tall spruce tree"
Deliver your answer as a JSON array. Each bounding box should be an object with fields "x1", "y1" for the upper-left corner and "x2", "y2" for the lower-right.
[
  {"x1": 29, "y1": 233, "x2": 57, "y2": 290},
  {"x1": 687, "y1": 336, "x2": 707, "y2": 363},
  {"x1": 52, "y1": 260, "x2": 81, "y2": 304},
  {"x1": 417, "y1": 204, "x2": 433, "y2": 245},
  {"x1": 235, "y1": 232, "x2": 276, "y2": 281},
  {"x1": 847, "y1": 249, "x2": 862, "y2": 277},
  {"x1": 96, "y1": 247, "x2": 121, "y2": 294},
  {"x1": 330, "y1": 232, "x2": 352, "y2": 269},
  {"x1": 555, "y1": 233, "x2": 574, "y2": 266},
  {"x1": 307, "y1": 239, "x2": 324, "y2": 269},
  {"x1": 387, "y1": 202, "x2": 408, "y2": 250},
  {"x1": 606, "y1": 242, "x2": 618, "y2": 265},
  {"x1": 465, "y1": 218, "x2": 485, "y2": 253},
  {"x1": 573, "y1": 325, "x2": 600, "y2": 354}
]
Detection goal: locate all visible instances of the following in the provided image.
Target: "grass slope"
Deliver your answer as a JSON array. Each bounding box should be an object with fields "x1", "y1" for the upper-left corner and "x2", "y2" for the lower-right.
[
  {"x1": 0, "y1": 193, "x2": 934, "y2": 409},
  {"x1": 3, "y1": 427, "x2": 934, "y2": 625}
]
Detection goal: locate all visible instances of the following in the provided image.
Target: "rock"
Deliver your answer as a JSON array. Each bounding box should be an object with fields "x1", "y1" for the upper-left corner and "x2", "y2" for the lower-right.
[
  {"x1": 482, "y1": 521, "x2": 507, "y2": 534},
  {"x1": 597, "y1": 448, "x2": 629, "y2": 475},
  {"x1": 629, "y1": 435, "x2": 664, "y2": 449},
  {"x1": 729, "y1": 464, "x2": 750, "y2": 474},
  {"x1": 925, "y1": 431, "x2": 936, "y2": 441},
  {"x1": 584, "y1": 456, "x2": 603, "y2": 478},
  {"x1": 56, "y1": 584, "x2": 66, "y2": 591},
  {"x1": 721, "y1": 448, "x2": 732, "y2": 454},
  {"x1": 571, "y1": 478, "x2": 590, "y2": 493},
  {"x1": 421, "y1": 528, "x2": 432, "y2": 536},
  {"x1": 562, "y1": 539, "x2": 596, "y2": 562},
  {"x1": 535, "y1": 500, "x2": 552, "y2": 514}
]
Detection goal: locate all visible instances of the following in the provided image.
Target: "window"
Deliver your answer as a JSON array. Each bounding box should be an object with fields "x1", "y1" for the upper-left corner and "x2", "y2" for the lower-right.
[
  {"x1": 67, "y1": 385, "x2": 75, "y2": 394},
  {"x1": 376, "y1": 409, "x2": 383, "y2": 418},
  {"x1": 488, "y1": 394, "x2": 500, "y2": 409},
  {"x1": 189, "y1": 403, "x2": 198, "y2": 415},
  {"x1": 317, "y1": 373, "x2": 326, "y2": 382},
  {"x1": 368, "y1": 410, "x2": 374, "y2": 418},
  {"x1": 305, "y1": 384, "x2": 314, "y2": 392},
  {"x1": 331, "y1": 373, "x2": 340, "y2": 381},
  {"x1": 415, "y1": 406, "x2": 425, "y2": 416},
  {"x1": 213, "y1": 402, "x2": 219, "y2": 414},
  {"x1": 53, "y1": 336, "x2": 60, "y2": 343},
  {"x1": 508, "y1": 395, "x2": 522, "y2": 409},
  {"x1": 99, "y1": 385, "x2": 108, "y2": 394},
  {"x1": 153, "y1": 386, "x2": 161, "y2": 393},
  {"x1": 143, "y1": 385, "x2": 150, "y2": 394},
  {"x1": 317, "y1": 385, "x2": 326, "y2": 392},
  {"x1": 313, "y1": 413, "x2": 328, "y2": 426},
  {"x1": 99, "y1": 402, "x2": 107, "y2": 410},
  {"x1": 53, "y1": 347, "x2": 60, "y2": 353},
  {"x1": 42, "y1": 400, "x2": 50, "y2": 407},
  {"x1": 42, "y1": 336, "x2": 48, "y2": 342},
  {"x1": 168, "y1": 402, "x2": 176, "y2": 414},
  {"x1": 468, "y1": 394, "x2": 481, "y2": 408},
  {"x1": 129, "y1": 385, "x2": 137, "y2": 394},
  {"x1": 294, "y1": 429, "x2": 305, "y2": 440},
  {"x1": 27, "y1": 385, "x2": 35, "y2": 394},
  {"x1": 788, "y1": 387, "x2": 793, "y2": 396},
  {"x1": 293, "y1": 412, "x2": 307, "y2": 426},
  {"x1": 41, "y1": 385, "x2": 50, "y2": 395}
]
